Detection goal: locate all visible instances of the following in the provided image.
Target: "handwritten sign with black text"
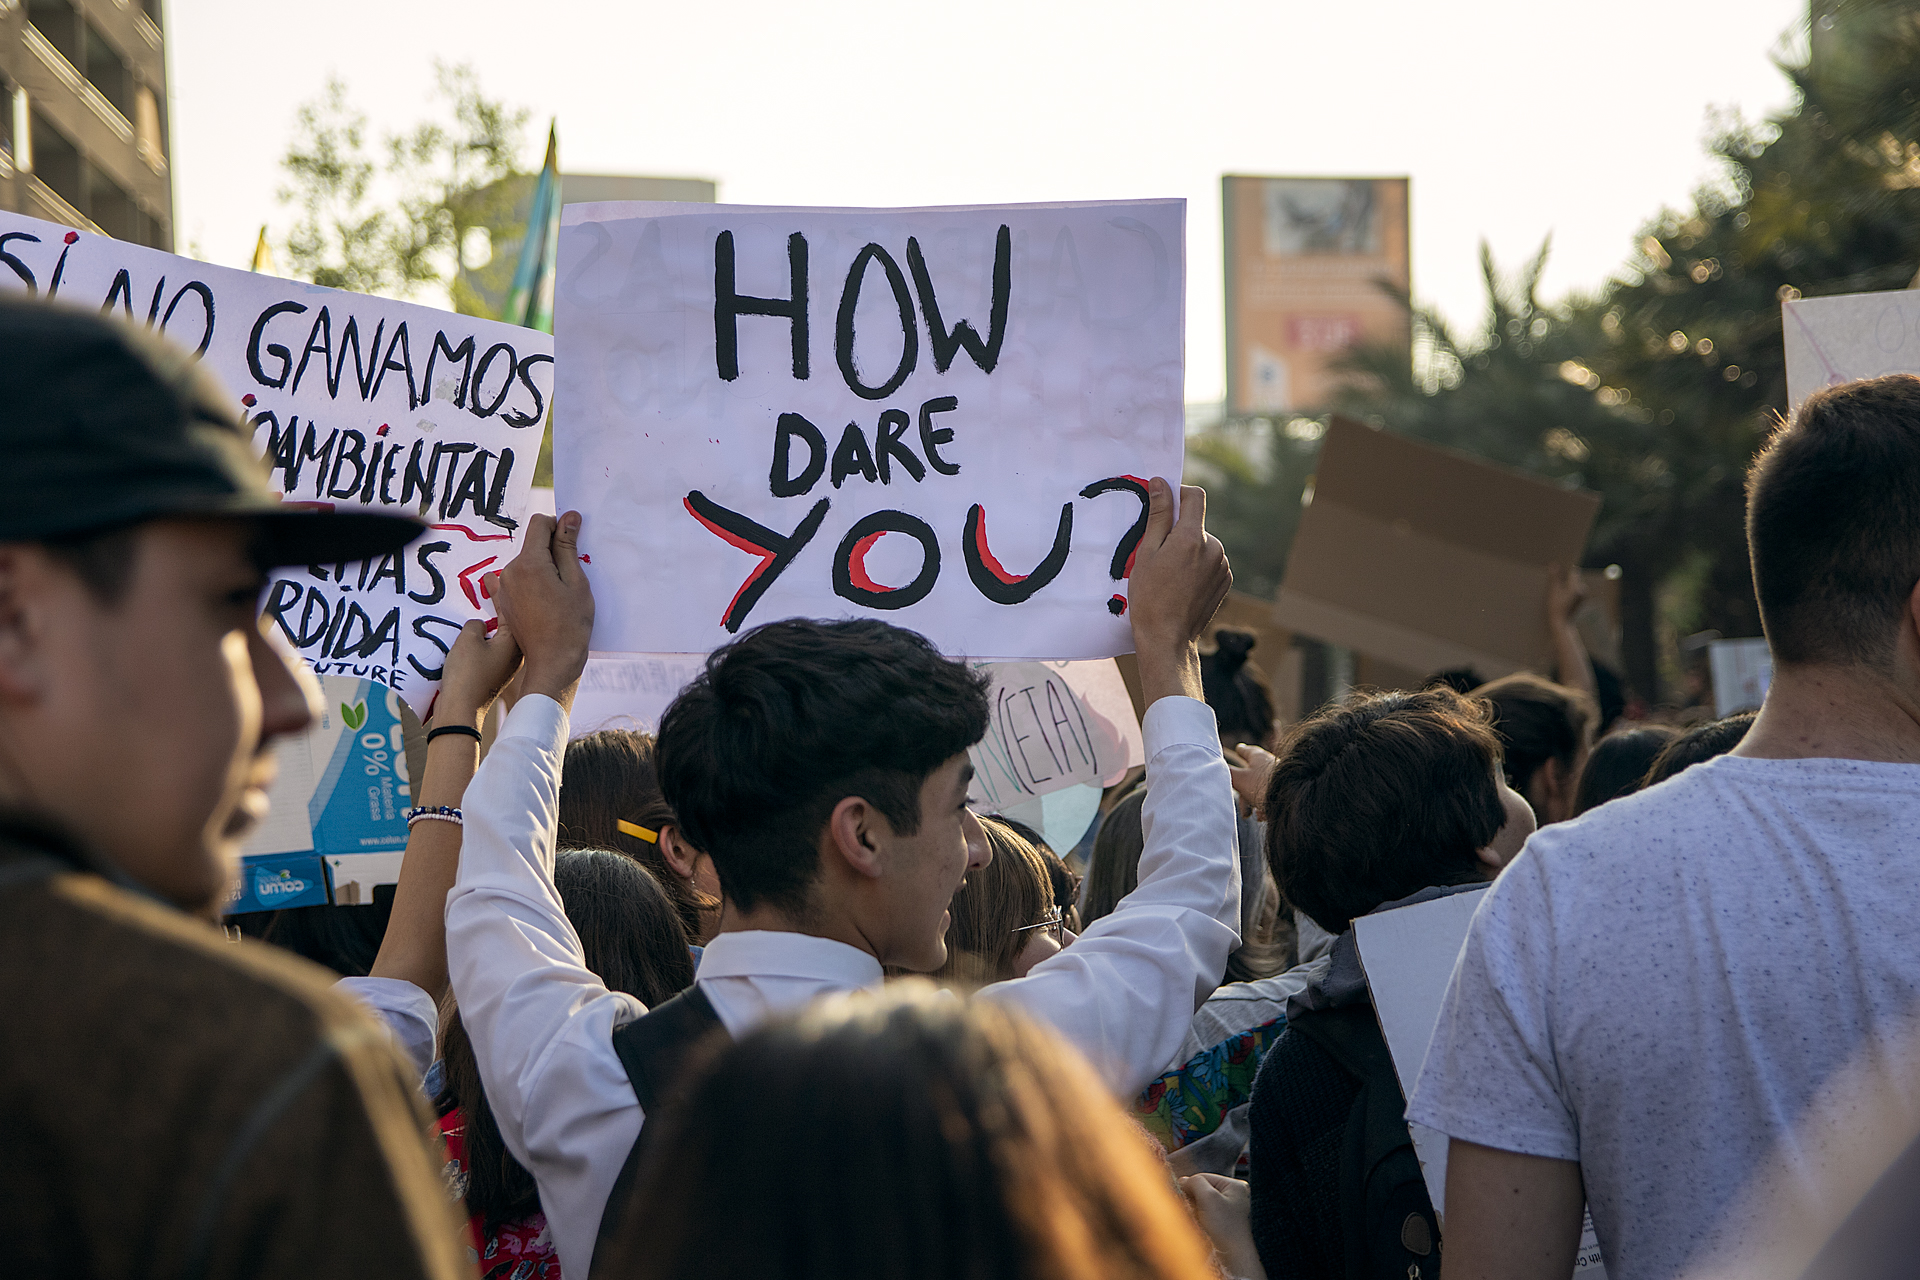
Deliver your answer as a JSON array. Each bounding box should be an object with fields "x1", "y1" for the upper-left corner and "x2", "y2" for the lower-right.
[
  {"x1": 0, "y1": 211, "x2": 550, "y2": 712},
  {"x1": 553, "y1": 199, "x2": 1184, "y2": 659}
]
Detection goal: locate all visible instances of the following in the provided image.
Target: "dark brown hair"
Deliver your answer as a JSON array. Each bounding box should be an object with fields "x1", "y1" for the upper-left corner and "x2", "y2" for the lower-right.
[
  {"x1": 1747, "y1": 374, "x2": 1920, "y2": 665},
  {"x1": 929, "y1": 817, "x2": 1053, "y2": 988},
  {"x1": 1079, "y1": 786, "x2": 1147, "y2": 928},
  {"x1": 559, "y1": 729, "x2": 708, "y2": 940},
  {"x1": 438, "y1": 850, "x2": 694, "y2": 1233},
  {"x1": 1266, "y1": 686, "x2": 1506, "y2": 934},
  {"x1": 1572, "y1": 725, "x2": 1678, "y2": 816},
  {"x1": 1641, "y1": 711, "x2": 1756, "y2": 789},
  {"x1": 1201, "y1": 627, "x2": 1277, "y2": 746},
  {"x1": 1473, "y1": 672, "x2": 1595, "y2": 801},
  {"x1": 604, "y1": 985, "x2": 1219, "y2": 1280}
]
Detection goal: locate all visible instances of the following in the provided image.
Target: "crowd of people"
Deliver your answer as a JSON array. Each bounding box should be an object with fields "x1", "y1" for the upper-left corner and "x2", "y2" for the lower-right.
[{"x1": 8, "y1": 293, "x2": 1920, "y2": 1280}]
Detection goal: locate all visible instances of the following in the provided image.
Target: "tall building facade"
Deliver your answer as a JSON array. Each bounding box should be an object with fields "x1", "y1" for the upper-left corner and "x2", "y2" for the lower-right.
[{"x1": 0, "y1": 0, "x2": 171, "y2": 248}]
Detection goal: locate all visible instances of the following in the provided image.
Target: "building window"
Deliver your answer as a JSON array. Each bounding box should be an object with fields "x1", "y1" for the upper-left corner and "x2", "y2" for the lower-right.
[
  {"x1": 143, "y1": 0, "x2": 162, "y2": 31},
  {"x1": 31, "y1": 110, "x2": 81, "y2": 209},
  {"x1": 83, "y1": 22, "x2": 132, "y2": 120},
  {"x1": 26, "y1": 0, "x2": 78, "y2": 67}
]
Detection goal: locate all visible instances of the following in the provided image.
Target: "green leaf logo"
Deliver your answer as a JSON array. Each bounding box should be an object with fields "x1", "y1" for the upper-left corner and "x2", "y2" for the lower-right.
[{"x1": 341, "y1": 701, "x2": 367, "y2": 730}]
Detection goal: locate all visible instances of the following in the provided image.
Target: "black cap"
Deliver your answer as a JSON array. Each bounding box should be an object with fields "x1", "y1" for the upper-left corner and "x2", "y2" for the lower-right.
[{"x1": 0, "y1": 293, "x2": 424, "y2": 566}]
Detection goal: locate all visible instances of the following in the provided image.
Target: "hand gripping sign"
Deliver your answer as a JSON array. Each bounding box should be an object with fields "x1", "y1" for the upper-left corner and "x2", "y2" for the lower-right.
[
  {"x1": 0, "y1": 211, "x2": 550, "y2": 715},
  {"x1": 554, "y1": 199, "x2": 1185, "y2": 659}
]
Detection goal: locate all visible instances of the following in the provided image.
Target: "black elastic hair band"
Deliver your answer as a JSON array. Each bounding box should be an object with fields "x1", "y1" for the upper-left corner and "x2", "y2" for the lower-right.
[{"x1": 427, "y1": 724, "x2": 483, "y2": 744}]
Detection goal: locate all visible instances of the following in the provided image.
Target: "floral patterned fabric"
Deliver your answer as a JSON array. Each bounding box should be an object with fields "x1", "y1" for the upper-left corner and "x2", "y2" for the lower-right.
[
  {"x1": 438, "y1": 1110, "x2": 562, "y2": 1280},
  {"x1": 1132, "y1": 1017, "x2": 1283, "y2": 1153}
]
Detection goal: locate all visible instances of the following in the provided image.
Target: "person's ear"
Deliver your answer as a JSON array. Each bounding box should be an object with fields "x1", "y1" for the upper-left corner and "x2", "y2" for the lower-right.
[
  {"x1": 0, "y1": 547, "x2": 57, "y2": 707},
  {"x1": 823, "y1": 794, "x2": 886, "y2": 880},
  {"x1": 657, "y1": 825, "x2": 700, "y2": 881}
]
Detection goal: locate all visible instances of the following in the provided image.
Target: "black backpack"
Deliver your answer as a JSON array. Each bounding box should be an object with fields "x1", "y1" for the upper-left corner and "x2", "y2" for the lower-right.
[
  {"x1": 589, "y1": 985, "x2": 729, "y2": 1276},
  {"x1": 1287, "y1": 1005, "x2": 1441, "y2": 1280}
]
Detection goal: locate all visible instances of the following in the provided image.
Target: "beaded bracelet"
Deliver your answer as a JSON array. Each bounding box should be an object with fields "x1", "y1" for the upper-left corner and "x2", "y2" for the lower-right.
[{"x1": 406, "y1": 805, "x2": 463, "y2": 828}]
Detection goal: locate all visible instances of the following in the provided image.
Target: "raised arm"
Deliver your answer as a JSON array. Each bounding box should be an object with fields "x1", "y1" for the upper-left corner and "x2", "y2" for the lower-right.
[
  {"x1": 335, "y1": 618, "x2": 520, "y2": 1078},
  {"x1": 1546, "y1": 563, "x2": 1599, "y2": 706},
  {"x1": 442, "y1": 512, "x2": 645, "y2": 1279},
  {"x1": 367, "y1": 618, "x2": 521, "y2": 996},
  {"x1": 981, "y1": 480, "x2": 1241, "y2": 1096}
]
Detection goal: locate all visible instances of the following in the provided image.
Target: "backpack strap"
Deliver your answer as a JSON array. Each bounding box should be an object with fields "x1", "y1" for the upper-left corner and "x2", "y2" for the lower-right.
[
  {"x1": 1288, "y1": 1005, "x2": 1440, "y2": 1280},
  {"x1": 591, "y1": 984, "x2": 728, "y2": 1274}
]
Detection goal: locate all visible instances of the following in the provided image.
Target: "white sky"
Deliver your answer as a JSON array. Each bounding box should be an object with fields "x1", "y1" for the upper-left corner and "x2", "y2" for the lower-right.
[{"x1": 167, "y1": 0, "x2": 1807, "y2": 405}]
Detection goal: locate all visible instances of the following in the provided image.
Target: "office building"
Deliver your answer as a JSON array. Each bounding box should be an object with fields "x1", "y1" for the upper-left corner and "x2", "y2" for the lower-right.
[{"x1": 1, "y1": 0, "x2": 171, "y2": 247}]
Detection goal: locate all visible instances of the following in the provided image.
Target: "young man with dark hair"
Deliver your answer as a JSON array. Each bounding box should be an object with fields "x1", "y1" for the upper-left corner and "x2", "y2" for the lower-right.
[
  {"x1": 445, "y1": 479, "x2": 1239, "y2": 1277},
  {"x1": 0, "y1": 297, "x2": 467, "y2": 1276},
  {"x1": 1413, "y1": 373, "x2": 1920, "y2": 1280},
  {"x1": 1242, "y1": 686, "x2": 1534, "y2": 1279}
]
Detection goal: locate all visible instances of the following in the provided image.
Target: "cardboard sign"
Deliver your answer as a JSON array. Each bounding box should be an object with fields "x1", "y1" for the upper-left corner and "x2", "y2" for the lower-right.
[
  {"x1": 1783, "y1": 287, "x2": 1920, "y2": 409},
  {"x1": 230, "y1": 677, "x2": 413, "y2": 912},
  {"x1": 1273, "y1": 417, "x2": 1601, "y2": 679},
  {"x1": 553, "y1": 199, "x2": 1185, "y2": 660},
  {"x1": 0, "y1": 211, "x2": 551, "y2": 714},
  {"x1": 1709, "y1": 637, "x2": 1772, "y2": 718},
  {"x1": 1355, "y1": 891, "x2": 1608, "y2": 1275},
  {"x1": 968, "y1": 659, "x2": 1144, "y2": 813}
]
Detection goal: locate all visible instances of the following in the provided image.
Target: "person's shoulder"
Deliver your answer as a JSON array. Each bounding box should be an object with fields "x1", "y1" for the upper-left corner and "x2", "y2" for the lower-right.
[{"x1": 9, "y1": 869, "x2": 366, "y2": 1039}]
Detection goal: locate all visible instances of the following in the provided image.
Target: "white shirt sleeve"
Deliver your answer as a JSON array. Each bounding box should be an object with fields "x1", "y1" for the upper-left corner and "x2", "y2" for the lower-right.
[
  {"x1": 1405, "y1": 847, "x2": 1580, "y2": 1161},
  {"x1": 980, "y1": 694, "x2": 1241, "y2": 1097},
  {"x1": 333, "y1": 975, "x2": 438, "y2": 1082},
  {"x1": 443, "y1": 693, "x2": 645, "y2": 1280}
]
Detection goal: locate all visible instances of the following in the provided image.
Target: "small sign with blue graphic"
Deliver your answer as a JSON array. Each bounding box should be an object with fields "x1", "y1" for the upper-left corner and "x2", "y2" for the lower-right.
[
  {"x1": 231, "y1": 854, "x2": 329, "y2": 912},
  {"x1": 227, "y1": 676, "x2": 412, "y2": 915}
]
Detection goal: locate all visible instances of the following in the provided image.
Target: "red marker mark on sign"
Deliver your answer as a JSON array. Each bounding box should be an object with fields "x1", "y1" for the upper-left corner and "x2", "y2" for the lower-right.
[
  {"x1": 684, "y1": 491, "x2": 831, "y2": 633},
  {"x1": 847, "y1": 531, "x2": 892, "y2": 593},
  {"x1": 430, "y1": 523, "x2": 516, "y2": 543},
  {"x1": 242, "y1": 394, "x2": 257, "y2": 408},
  {"x1": 1108, "y1": 595, "x2": 1128, "y2": 615},
  {"x1": 375, "y1": 423, "x2": 390, "y2": 437},
  {"x1": 458, "y1": 557, "x2": 499, "y2": 609},
  {"x1": 578, "y1": 553, "x2": 591, "y2": 564},
  {"x1": 62, "y1": 231, "x2": 77, "y2": 244}
]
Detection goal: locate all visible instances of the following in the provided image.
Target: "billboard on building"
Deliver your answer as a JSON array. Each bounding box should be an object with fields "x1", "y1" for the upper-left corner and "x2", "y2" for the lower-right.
[{"x1": 1222, "y1": 176, "x2": 1410, "y2": 416}]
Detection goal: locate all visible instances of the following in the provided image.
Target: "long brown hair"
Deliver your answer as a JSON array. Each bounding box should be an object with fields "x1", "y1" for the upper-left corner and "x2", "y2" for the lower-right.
[
  {"x1": 438, "y1": 850, "x2": 695, "y2": 1232},
  {"x1": 928, "y1": 817, "x2": 1053, "y2": 988},
  {"x1": 558, "y1": 729, "x2": 710, "y2": 940},
  {"x1": 604, "y1": 985, "x2": 1219, "y2": 1280}
]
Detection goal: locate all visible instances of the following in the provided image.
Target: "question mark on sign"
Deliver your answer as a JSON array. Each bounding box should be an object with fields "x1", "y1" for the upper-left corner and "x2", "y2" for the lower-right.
[{"x1": 1079, "y1": 476, "x2": 1151, "y2": 615}]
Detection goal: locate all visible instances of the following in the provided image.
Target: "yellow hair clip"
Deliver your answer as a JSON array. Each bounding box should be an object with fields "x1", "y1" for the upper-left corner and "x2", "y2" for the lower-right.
[{"x1": 617, "y1": 819, "x2": 659, "y2": 844}]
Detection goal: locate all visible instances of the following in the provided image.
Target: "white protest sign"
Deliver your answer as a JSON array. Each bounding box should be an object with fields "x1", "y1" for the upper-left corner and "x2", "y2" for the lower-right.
[
  {"x1": 554, "y1": 199, "x2": 1184, "y2": 659},
  {"x1": 568, "y1": 652, "x2": 708, "y2": 739},
  {"x1": 967, "y1": 658, "x2": 1144, "y2": 813},
  {"x1": 1709, "y1": 637, "x2": 1772, "y2": 718},
  {"x1": 1783, "y1": 287, "x2": 1920, "y2": 409},
  {"x1": 1354, "y1": 890, "x2": 1608, "y2": 1276},
  {"x1": 0, "y1": 211, "x2": 551, "y2": 714}
]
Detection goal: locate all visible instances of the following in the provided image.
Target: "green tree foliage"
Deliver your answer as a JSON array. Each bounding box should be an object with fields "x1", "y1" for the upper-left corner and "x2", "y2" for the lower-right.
[
  {"x1": 1210, "y1": 0, "x2": 1920, "y2": 702},
  {"x1": 279, "y1": 64, "x2": 529, "y2": 304}
]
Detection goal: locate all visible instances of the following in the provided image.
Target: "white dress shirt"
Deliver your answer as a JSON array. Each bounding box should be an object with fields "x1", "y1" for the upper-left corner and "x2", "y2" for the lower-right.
[
  {"x1": 334, "y1": 975, "x2": 439, "y2": 1081},
  {"x1": 446, "y1": 691, "x2": 1238, "y2": 1279}
]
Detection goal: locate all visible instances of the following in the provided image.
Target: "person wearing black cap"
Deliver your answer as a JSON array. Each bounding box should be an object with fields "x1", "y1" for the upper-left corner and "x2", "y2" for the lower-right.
[{"x1": 0, "y1": 296, "x2": 467, "y2": 1277}]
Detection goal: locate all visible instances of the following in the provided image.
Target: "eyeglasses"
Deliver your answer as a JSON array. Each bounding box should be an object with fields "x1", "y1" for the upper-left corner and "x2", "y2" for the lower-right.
[{"x1": 1012, "y1": 907, "x2": 1067, "y2": 947}]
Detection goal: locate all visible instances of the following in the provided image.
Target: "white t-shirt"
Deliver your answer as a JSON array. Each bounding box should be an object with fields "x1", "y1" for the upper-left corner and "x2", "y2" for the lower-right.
[{"x1": 1408, "y1": 753, "x2": 1920, "y2": 1280}]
